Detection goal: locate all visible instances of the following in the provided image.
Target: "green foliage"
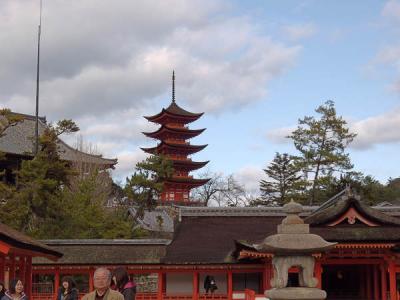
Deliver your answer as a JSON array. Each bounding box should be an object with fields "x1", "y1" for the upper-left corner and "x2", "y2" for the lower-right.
[
  {"x1": 0, "y1": 119, "x2": 133, "y2": 239},
  {"x1": 61, "y1": 172, "x2": 132, "y2": 239},
  {"x1": 0, "y1": 109, "x2": 23, "y2": 136},
  {"x1": 0, "y1": 126, "x2": 73, "y2": 237},
  {"x1": 124, "y1": 155, "x2": 174, "y2": 218},
  {"x1": 54, "y1": 119, "x2": 80, "y2": 136},
  {"x1": 258, "y1": 152, "x2": 306, "y2": 206},
  {"x1": 288, "y1": 100, "x2": 357, "y2": 205}
]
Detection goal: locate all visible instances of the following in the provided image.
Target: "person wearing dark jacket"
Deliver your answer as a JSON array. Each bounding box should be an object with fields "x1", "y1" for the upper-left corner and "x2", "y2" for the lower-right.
[
  {"x1": 112, "y1": 267, "x2": 136, "y2": 300},
  {"x1": 203, "y1": 275, "x2": 218, "y2": 294},
  {"x1": 57, "y1": 276, "x2": 79, "y2": 300},
  {"x1": 0, "y1": 281, "x2": 5, "y2": 300},
  {"x1": 2, "y1": 279, "x2": 28, "y2": 300}
]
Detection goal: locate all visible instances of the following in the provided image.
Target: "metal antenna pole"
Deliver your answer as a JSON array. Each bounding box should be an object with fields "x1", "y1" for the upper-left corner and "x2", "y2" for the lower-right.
[{"x1": 34, "y1": 0, "x2": 42, "y2": 155}]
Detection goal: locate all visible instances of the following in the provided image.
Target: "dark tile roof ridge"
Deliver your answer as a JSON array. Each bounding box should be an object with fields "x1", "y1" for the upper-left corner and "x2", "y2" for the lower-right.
[
  {"x1": 56, "y1": 135, "x2": 117, "y2": 164},
  {"x1": 178, "y1": 206, "x2": 319, "y2": 217},
  {"x1": 0, "y1": 112, "x2": 117, "y2": 165},
  {"x1": 9, "y1": 112, "x2": 47, "y2": 123},
  {"x1": 40, "y1": 239, "x2": 172, "y2": 245}
]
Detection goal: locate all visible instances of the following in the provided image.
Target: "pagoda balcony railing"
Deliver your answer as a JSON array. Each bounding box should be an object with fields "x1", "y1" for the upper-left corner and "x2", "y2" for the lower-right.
[
  {"x1": 167, "y1": 123, "x2": 188, "y2": 129},
  {"x1": 165, "y1": 138, "x2": 189, "y2": 145},
  {"x1": 173, "y1": 174, "x2": 193, "y2": 179},
  {"x1": 168, "y1": 155, "x2": 191, "y2": 161}
]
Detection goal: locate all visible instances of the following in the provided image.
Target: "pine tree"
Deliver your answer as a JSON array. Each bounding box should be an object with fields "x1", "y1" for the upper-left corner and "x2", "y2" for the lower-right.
[
  {"x1": 288, "y1": 100, "x2": 356, "y2": 205},
  {"x1": 61, "y1": 170, "x2": 132, "y2": 239},
  {"x1": 124, "y1": 155, "x2": 174, "y2": 218},
  {"x1": 0, "y1": 122, "x2": 77, "y2": 237},
  {"x1": 258, "y1": 152, "x2": 304, "y2": 206}
]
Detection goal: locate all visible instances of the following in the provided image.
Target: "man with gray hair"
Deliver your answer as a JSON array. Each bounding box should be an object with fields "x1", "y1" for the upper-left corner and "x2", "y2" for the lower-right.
[{"x1": 82, "y1": 267, "x2": 124, "y2": 300}]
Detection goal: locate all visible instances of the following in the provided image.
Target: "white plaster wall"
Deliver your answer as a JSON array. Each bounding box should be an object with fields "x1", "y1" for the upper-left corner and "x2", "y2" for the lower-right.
[
  {"x1": 199, "y1": 273, "x2": 227, "y2": 294},
  {"x1": 166, "y1": 273, "x2": 192, "y2": 294}
]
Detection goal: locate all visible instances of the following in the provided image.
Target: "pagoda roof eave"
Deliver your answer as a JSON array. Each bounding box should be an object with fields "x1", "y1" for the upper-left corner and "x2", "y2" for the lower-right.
[
  {"x1": 144, "y1": 102, "x2": 203, "y2": 124},
  {"x1": 142, "y1": 126, "x2": 205, "y2": 139},
  {"x1": 141, "y1": 142, "x2": 208, "y2": 155},
  {"x1": 172, "y1": 160, "x2": 209, "y2": 171}
]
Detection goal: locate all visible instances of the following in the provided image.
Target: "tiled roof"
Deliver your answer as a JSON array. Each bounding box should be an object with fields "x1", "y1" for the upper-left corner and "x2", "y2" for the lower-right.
[
  {"x1": 129, "y1": 208, "x2": 175, "y2": 233},
  {"x1": 0, "y1": 114, "x2": 117, "y2": 166},
  {"x1": 163, "y1": 198, "x2": 400, "y2": 264},
  {"x1": 0, "y1": 222, "x2": 62, "y2": 259},
  {"x1": 33, "y1": 239, "x2": 170, "y2": 265}
]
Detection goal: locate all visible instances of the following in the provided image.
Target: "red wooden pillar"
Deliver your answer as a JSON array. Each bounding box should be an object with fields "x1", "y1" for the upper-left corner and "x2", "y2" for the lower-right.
[
  {"x1": 25, "y1": 256, "x2": 32, "y2": 300},
  {"x1": 89, "y1": 268, "x2": 94, "y2": 292},
  {"x1": 192, "y1": 272, "x2": 198, "y2": 300},
  {"x1": 54, "y1": 268, "x2": 60, "y2": 300},
  {"x1": 20, "y1": 256, "x2": 26, "y2": 284},
  {"x1": 263, "y1": 262, "x2": 271, "y2": 291},
  {"x1": 314, "y1": 260, "x2": 322, "y2": 289},
  {"x1": 367, "y1": 265, "x2": 372, "y2": 300},
  {"x1": 389, "y1": 260, "x2": 397, "y2": 300},
  {"x1": 374, "y1": 265, "x2": 379, "y2": 300},
  {"x1": 0, "y1": 256, "x2": 4, "y2": 282},
  {"x1": 227, "y1": 270, "x2": 233, "y2": 300},
  {"x1": 157, "y1": 271, "x2": 164, "y2": 300},
  {"x1": 9, "y1": 254, "x2": 15, "y2": 280},
  {"x1": 381, "y1": 263, "x2": 388, "y2": 300}
]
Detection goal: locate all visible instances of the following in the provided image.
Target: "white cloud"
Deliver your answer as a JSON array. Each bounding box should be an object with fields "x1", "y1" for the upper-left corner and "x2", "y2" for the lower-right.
[
  {"x1": 0, "y1": 0, "x2": 304, "y2": 183},
  {"x1": 282, "y1": 23, "x2": 317, "y2": 41},
  {"x1": 265, "y1": 126, "x2": 295, "y2": 144},
  {"x1": 233, "y1": 165, "x2": 264, "y2": 193},
  {"x1": 110, "y1": 150, "x2": 148, "y2": 180},
  {"x1": 350, "y1": 108, "x2": 400, "y2": 149},
  {"x1": 266, "y1": 108, "x2": 400, "y2": 150},
  {"x1": 382, "y1": 0, "x2": 400, "y2": 21}
]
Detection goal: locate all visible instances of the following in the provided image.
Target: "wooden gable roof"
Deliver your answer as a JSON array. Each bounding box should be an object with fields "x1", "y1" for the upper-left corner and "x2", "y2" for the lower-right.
[{"x1": 305, "y1": 192, "x2": 400, "y2": 227}]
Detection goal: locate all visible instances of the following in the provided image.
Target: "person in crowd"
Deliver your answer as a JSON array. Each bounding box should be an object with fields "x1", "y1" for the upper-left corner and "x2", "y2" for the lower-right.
[
  {"x1": 203, "y1": 275, "x2": 218, "y2": 294},
  {"x1": 2, "y1": 279, "x2": 27, "y2": 300},
  {"x1": 57, "y1": 276, "x2": 78, "y2": 300},
  {"x1": 82, "y1": 267, "x2": 123, "y2": 300},
  {"x1": 0, "y1": 282, "x2": 5, "y2": 299},
  {"x1": 112, "y1": 267, "x2": 136, "y2": 300}
]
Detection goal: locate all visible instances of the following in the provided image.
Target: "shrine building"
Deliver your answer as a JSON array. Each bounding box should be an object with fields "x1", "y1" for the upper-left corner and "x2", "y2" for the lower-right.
[{"x1": 31, "y1": 190, "x2": 400, "y2": 300}]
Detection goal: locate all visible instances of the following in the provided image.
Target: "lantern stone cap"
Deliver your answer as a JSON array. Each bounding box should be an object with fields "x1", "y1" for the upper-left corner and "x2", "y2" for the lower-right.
[
  {"x1": 254, "y1": 200, "x2": 336, "y2": 254},
  {"x1": 283, "y1": 199, "x2": 303, "y2": 215}
]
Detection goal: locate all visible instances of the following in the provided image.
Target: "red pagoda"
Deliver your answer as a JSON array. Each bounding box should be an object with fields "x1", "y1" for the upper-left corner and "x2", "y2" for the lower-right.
[{"x1": 141, "y1": 72, "x2": 210, "y2": 203}]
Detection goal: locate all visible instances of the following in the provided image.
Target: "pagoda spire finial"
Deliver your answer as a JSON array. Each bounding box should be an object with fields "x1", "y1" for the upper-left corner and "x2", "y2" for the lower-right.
[{"x1": 172, "y1": 70, "x2": 175, "y2": 103}]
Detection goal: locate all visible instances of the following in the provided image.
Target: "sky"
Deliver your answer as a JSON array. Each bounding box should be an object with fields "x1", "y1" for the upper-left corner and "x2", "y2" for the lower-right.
[{"x1": 1, "y1": 0, "x2": 400, "y2": 193}]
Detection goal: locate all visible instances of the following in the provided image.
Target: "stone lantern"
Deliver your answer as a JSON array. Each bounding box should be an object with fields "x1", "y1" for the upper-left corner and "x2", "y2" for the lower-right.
[{"x1": 254, "y1": 200, "x2": 336, "y2": 300}]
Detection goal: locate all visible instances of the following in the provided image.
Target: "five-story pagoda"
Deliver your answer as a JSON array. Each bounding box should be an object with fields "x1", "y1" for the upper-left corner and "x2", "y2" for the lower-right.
[{"x1": 141, "y1": 72, "x2": 210, "y2": 204}]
